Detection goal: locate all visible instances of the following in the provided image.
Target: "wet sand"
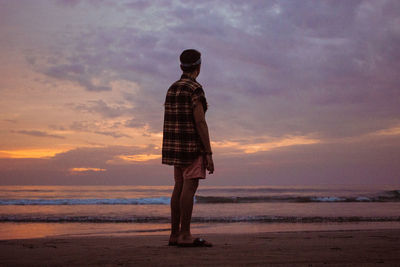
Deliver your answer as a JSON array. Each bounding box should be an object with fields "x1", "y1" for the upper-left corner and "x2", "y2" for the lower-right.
[{"x1": 1, "y1": 229, "x2": 399, "y2": 266}]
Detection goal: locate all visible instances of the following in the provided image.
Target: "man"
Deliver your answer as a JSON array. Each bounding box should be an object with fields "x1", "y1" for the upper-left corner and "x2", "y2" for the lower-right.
[{"x1": 162, "y1": 49, "x2": 214, "y2": 247}]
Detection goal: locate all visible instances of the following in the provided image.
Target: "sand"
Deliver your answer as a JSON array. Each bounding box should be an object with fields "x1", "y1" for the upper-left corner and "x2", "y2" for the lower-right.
[{"x1": 1, "y1": 229, "x2": 399, "y2": 266}]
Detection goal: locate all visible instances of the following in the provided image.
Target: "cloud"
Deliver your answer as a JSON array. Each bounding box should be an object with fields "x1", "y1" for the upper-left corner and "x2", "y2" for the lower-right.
[
  {"x1": 122, "y1": 0, "x2": 151, "y2": 10},
  {"x1": 372, "y1": 126, "x2": 400, "y2": 136},
  {"x1": 1, "y1": 131, "x2": 399, "y2": 185},
  {"x1": 69, "y1": 167, "x2": 106, "y2": 174},
  {"x1": 49, "y1": 145, "x2": 160, "y2": 168},
  {"x1": 94, "y1": 131, "x2": 131, "y2": 139},
  {"x1": 69, "y1": 120, "x2": 132, "y2": 139},
  {"x1": 43, "y1": 63, "x2": 112, "y2": 91},
  {"x1": 48, "y1": 124, "x2": 67, "y2": 131},
  {"x1": 211, "y1": 132, "x2": 400, "y2": 186},
  {"x1": 107, "y1": 154, "x2": 161, "y2": 164},
  {"x1": 71, "y1": 99, "x2": 133, "y2": 118},
  {"x1": 20, "y1": 0, "x2": 400, "y2": 142},
  {"x1": 0, "y1": 149, "x2": 68, "y2": 159},
  {"x1": 12, "y1": 130, "x2": 65, "y2": 139},
  {"x1": 2, "y1": 0, "x2": 400, "y2": 186},
  {"x1": 212, "y1": 135, "x2": 321, "y2": 155},
  {"x1": 3, "y1": 119, "x2": 17, "y2": 123},
  {"x1": 56, "y1": 0, "x2": 81, "y2": 7},
  {"x1": 125, "y1": 119, "x2": 146, "y2": 128}
]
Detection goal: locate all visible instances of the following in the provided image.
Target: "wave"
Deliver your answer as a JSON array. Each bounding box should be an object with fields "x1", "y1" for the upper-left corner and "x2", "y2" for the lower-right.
[
  {"x1": 195, "y1": 190, "x2": 400, "y2": 203},
  {"x1": 0, "y1": 215, "x2": 399, "y2": 223},
  {"x1": 0, "y1": 190, "x2": 398, "y2": 205}
]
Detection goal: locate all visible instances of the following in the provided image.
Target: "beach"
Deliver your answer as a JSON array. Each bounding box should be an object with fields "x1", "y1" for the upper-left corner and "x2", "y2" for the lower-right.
[
  {"x1": 1, "y1": 229, "x2": 399, "y2": 266},
  {"x1": 1, "y1": 185, "x2": 399, "y2": 265}
]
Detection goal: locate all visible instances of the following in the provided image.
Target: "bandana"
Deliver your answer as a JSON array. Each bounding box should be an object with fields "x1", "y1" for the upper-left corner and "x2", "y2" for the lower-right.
[{"x1": 180, "y1": 58, "x2": 201, "y2": 67}]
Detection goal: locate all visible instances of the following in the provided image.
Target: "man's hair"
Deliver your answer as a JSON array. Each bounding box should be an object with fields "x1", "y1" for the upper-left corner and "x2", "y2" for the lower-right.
[{"x1": 180, "y1": 49, "x2": 201, "y2": 73}]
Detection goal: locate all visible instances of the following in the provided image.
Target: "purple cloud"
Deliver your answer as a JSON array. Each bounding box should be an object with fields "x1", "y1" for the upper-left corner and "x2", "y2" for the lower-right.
[
  {"x1": 70, "y1": 100, "x2": 133, "y2": 118},
  {"x1": 94, "y1": 131, "x2": 131, "y2": 139},
  {"x1": 1, "y1": 134, "x2": 399, "y2": 185},
  {"x1": 125, "y1": 119, "x2": 146, "y2": 128},
  {"x1": 12, "y1": 130, "x2": 65, "y2": 139},
  {"x1": 69, "y1": 120, "x2": 131, "y2": 139},
  {"x1": 24, "y1": 0, "x2": 399, "y2": 141}
]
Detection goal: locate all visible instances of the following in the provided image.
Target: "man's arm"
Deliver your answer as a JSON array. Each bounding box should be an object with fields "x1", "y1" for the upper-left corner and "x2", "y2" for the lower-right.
[{"x1": 193, "y1": 101, "x2": 214, "y2": 174}]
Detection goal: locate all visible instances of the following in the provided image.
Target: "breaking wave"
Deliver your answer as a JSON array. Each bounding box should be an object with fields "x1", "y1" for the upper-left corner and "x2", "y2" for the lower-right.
[
  {"x1": 195, "y1": 190, "x2": 400, "y2": 203},
  {"x1": 0, "y1": 190, "x2": 398, "y2": 205}
]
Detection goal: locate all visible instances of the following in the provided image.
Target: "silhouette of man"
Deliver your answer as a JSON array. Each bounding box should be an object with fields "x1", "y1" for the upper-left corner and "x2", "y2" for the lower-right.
[{"x1": 162, "y1": 49, "x2": 214, "y2": 247}]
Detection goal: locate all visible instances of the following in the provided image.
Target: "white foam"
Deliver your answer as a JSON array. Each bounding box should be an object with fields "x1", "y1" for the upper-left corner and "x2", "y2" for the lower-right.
[
  {"x1": 310, "y1": 196, "x2": 346, "y2": 202},
  {"x1": 355, "y1": 196, "x2": 371, "y2": 201}
]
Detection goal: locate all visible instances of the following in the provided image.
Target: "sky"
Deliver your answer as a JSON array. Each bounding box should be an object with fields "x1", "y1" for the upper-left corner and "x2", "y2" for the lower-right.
[{"x1": 0, "y1": 0, "x2": 399, "y2": 186}]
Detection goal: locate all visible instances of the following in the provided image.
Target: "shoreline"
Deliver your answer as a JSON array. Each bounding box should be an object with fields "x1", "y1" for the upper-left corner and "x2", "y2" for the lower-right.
[
  {"x1": 1, "y1": 228, "x2": 399, "y2": 266},
  {"x1": 2, "y1": 221, "x2": 400, "y2": 241}
]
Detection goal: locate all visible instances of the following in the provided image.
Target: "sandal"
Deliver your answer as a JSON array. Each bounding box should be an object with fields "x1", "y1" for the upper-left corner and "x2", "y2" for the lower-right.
[{"x1": 178, "y1": 238, "x2": 213, "y2": 247}]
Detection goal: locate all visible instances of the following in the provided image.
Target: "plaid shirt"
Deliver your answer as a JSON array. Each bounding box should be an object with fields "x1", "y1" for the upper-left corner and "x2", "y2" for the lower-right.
[{"x1": 162, "y1": 74, "x2": 208, "y2": 166}]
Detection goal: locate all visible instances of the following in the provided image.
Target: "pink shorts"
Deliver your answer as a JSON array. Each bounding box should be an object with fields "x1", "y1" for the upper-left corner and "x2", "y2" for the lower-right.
[{"x1": 174, "y1": 155, "x2": 206, "y2": 182}]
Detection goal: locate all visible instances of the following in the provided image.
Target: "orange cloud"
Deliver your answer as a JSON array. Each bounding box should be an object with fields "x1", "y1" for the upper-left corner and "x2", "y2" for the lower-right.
[
  {"x1": 69, "y1": 167, "x2": 106, "y2": 173},
  {"x1": 212, "y1": 135, "x2": 321, "y2": 154},
  {"x1": 107, "y1": 154, "x2": 161, "y2": 164},
  {"x1": 0, "y1": 149, "x2": 68, "y2": 159},
  {"x1": 372, "y1": 126, "x2": 400, "y2": 136},
  {"x1": 118, "y1": 154, "x2": 161, "y2": 162}
]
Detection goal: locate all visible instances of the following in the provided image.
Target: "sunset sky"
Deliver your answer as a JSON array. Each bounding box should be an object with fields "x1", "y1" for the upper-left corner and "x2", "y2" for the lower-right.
[{"x1": 1, "y1": 0, "x2": 399, "y2": 185}]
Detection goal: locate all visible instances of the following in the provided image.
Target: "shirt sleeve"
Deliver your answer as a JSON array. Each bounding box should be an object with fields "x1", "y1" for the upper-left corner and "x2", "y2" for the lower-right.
[{"x1": 191, "y1": 87, "x2": 208, "y2": 112}]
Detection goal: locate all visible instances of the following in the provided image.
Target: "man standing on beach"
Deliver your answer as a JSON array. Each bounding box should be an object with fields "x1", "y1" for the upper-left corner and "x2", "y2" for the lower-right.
[{"x1": 162, "y1": 49, "x2": 214, "y2": 247}]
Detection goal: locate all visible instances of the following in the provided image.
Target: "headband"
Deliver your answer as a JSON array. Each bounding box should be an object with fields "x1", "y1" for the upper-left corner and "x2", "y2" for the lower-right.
[{"x1": 180, "y1": 58, "x2": 201, "y2": 67}]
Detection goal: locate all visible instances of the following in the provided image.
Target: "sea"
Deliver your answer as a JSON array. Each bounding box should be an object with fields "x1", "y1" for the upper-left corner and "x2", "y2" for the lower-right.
[{"x1": 0, "y1": 185, "x2": 399, "y2": 240}]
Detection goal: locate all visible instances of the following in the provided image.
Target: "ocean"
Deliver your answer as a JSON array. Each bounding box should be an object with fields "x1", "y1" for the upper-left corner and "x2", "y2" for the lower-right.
[{"x1": 0, "y1": 185, "x2": 399, "y2": 240}]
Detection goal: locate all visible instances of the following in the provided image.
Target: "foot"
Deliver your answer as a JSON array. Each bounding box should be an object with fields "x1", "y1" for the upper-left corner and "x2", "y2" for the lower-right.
[
  {"x1": 168, "y1": 234, "x2": 179, "y2": 246},
  {"x1": 178, "y1": 237, "x2": 213, "y2": 247},
  {"x1": 177, "y1": 233, "x2": 195, "y2": 245}
]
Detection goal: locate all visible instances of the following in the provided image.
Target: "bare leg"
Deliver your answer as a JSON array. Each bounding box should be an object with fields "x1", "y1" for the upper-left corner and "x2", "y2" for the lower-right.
[
  {"x1": 169, "y1": 180, "x2": 183, "y2": 243},
  {"x1": 178, "y1": 178, "x2": 199, "y2": 243}
]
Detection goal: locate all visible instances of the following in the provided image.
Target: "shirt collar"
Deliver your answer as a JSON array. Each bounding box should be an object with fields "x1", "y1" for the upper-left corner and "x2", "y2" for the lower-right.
[{"x1": 181, "y1": 73, "x2": 196, "y2": 81}]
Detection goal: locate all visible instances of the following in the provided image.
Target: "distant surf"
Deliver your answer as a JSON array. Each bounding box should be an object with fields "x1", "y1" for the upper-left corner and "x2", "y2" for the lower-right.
[
  {"x1": 1, "y1": 185, "x2": 399, "y2": 230},
  {"x1": 195, "y1": 190, "x2": 400, "y2": 203},
  {"x1": 0, "y1": 189, "x2": 398, "y2": 205}
]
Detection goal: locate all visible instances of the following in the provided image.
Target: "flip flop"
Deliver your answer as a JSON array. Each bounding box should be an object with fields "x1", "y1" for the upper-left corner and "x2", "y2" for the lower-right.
[{"x1": 178, "y1": 238, "x2": 213, "y2": 247}]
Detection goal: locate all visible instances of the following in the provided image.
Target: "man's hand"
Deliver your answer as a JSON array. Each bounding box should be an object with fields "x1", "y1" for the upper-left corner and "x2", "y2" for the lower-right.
[{"x1": 205, "y1": 154, "x2": 214, "y2": 174}]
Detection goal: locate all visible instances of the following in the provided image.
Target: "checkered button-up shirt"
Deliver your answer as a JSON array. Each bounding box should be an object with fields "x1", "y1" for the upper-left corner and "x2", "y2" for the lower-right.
[{"x1": 162, "y1": 74, "x2": 208, "y2": 166}]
